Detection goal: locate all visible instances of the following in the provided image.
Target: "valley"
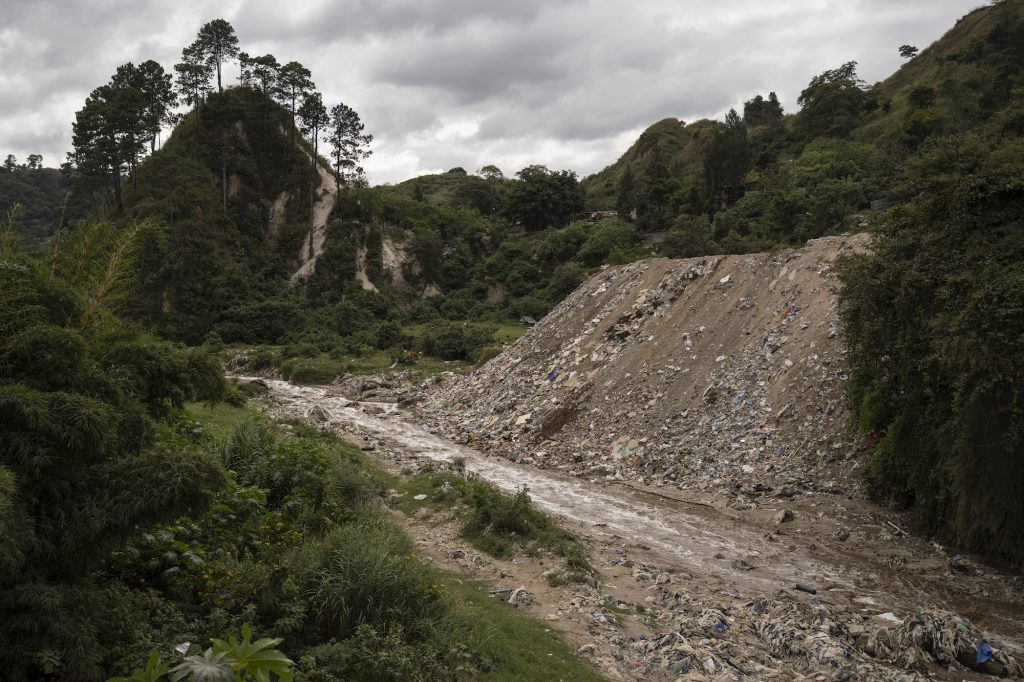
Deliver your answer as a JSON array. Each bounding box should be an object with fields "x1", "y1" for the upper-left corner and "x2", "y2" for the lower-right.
[{"x1": 245, "y1": 370, "x2": 1024, "y2": 681}]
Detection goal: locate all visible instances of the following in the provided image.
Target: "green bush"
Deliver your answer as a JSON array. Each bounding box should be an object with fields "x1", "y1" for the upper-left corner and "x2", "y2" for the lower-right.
[
  {"x1": 246, "y1": 348, "x2": 275, "y2": 371},
  {"x1": 301, "y1": 515, "x2": 444, "y2": 641},
  {"x1": 839, "y1": 126, "x2": 1024, "y2": 566},
  {"x1": 577, "y1": 219, "x2": 639, "y2": 266},
  {"x1": 417, "y1": 321, "x2": 496, "y2": 361}
]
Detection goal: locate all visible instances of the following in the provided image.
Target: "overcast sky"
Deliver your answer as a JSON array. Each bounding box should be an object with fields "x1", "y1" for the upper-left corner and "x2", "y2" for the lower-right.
[{"x1": 0, "y1": 0, "x2": 981, "y2": 184}]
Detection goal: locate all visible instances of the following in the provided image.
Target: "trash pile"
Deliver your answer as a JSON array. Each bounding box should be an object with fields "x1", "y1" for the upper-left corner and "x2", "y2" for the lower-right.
[
  {"x1": 598, "y1": 580, "x2": 1022, "y2": 681},
  {"x1": 865, "y1": 611, "x2": 1023, "y2": 678},
  {"x1": 419, "y1": 235, "x2": 873, "y2": 497},
  {"x1": 326, "y1": 373, "x2": 420, "y2": 407}
]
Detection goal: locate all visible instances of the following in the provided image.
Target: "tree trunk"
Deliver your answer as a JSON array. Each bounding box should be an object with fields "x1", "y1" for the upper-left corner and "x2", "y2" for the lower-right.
[
  {"x1": 290, "y1": 96, "x2": 296, "y2": 144},
  {"x1": 112, "y1": 164, "x2": 123, "y2": 214},
  {"x1": 222, "y1": 155, "x2": 227, "y2": 212},
  {"x1": 217, "y1": 60, "x2": 222, "y2": 92}
]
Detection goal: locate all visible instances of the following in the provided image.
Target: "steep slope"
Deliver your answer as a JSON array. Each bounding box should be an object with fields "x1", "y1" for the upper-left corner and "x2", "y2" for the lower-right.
[
  {"x1": 421, "y1": 234, "x2": 870, "y2": 496},
  {"x1": 580, "y1": 117, "x2": 716, "y2": 210},
  {"x1": 125, "y1": 87, "x2": 315, "y2": 342},
  {"x1": 290, "y1": 157, "x2": 338, "y2": 282}
]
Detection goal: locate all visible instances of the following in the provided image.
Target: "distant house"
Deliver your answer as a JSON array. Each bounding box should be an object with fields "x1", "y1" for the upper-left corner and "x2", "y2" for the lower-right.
[{"x1": 579, "y1": 210, "x2": 618, "y2": 222}]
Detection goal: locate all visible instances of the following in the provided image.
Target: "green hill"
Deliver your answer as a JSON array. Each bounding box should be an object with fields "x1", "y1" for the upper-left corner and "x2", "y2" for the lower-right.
[
  {"x1": 111, "y1": 86, "x2": 641, "y2": 358},
  {"x1": 381, "y1": 166, "x2": 509, "y2": 215},
  {"x1": 580, "y1": 0, "x2": 1023, "y2": 255},
  {"x1": 122, "y1": 86, "x2": 314, "y2": 342},
  {"x1": 0, "y1": 165, "x2": 74, "y2": 248}
]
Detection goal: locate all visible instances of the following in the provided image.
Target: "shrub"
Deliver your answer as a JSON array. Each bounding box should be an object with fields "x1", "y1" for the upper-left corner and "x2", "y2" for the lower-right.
[{"x1": 301, "y1": 515, "x2": 444, "y2": 641}]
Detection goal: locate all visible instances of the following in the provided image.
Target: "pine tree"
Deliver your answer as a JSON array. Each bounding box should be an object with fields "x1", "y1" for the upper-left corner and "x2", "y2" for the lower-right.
[
  {"x1": 326, "y1": 102, "x2": 373, "y2": 191},
  {"x1": 195, "y1": 19, "x2": 239, "y2": 93},
  {"x1": 277, "y1": 61, "x2": 314, "y2": 142}
]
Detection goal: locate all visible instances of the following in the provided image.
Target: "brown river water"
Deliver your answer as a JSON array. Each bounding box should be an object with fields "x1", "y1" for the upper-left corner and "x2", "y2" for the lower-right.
[{"x1": 244, "y1": 376, "x2": 1024, "y2": 658}]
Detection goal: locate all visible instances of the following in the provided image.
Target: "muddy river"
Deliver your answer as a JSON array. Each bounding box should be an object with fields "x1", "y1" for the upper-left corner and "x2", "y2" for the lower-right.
[{"x1": 244, "y1": 376, "x2": 1024, "y2": 658}]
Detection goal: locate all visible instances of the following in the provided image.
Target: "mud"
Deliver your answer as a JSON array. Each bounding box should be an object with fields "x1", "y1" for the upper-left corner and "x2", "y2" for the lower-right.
[{"x1": 247, "y1": 376, "x2": 1024, "y2": 680}]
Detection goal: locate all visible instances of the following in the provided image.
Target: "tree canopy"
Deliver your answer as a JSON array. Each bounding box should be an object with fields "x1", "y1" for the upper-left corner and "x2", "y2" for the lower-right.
[{"x1": 503, "y1": 165, "x2": 584, "y2": 231}]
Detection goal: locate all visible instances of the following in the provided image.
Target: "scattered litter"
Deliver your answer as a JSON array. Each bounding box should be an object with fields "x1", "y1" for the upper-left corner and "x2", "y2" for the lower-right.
[{"x1": 420, "y1": 236, "x2": 868, "y2": 501}]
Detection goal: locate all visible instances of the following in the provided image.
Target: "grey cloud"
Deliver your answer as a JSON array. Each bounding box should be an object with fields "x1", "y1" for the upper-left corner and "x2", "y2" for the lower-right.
[
  {"x1": 0, "y1": 0, "x2": 983, "y2": 185},
  {"x1": 369, "y1": 23, "x2": 570, "y2": 103},
  {"x1": 235, "y1": 0, "x2": 576, "y2": 43}
]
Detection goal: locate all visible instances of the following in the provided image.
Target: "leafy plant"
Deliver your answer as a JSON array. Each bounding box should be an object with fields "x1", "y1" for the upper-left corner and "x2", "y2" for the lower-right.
[
  {"x1": 208, "y1": 624, "x2": 293, "y2": 682},
  {"x1": 109, "y1": 650, "x2": 171, "y2": 682},
  {"x1": 111, "y1": 626, "x2": 294, "y2": 682}
]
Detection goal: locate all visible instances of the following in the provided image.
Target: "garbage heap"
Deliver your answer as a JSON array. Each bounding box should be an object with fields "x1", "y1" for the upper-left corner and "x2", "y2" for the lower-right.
[{"x1": 420, "y1": 235, "x2": 872, "y2": 497}]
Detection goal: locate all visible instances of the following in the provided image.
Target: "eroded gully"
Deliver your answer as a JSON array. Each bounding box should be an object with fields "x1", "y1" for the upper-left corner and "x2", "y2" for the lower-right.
[{"x1": 245, "y1": 376, "x2": 1024, "y2": 655}]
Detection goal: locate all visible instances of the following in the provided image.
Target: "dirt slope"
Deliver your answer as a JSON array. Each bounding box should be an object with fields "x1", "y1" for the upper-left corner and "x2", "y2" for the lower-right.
[
  {"x1": 290, "y1": 159, "x2": 338, "y2": 282},
  {"x1": 422, "y1": 235, "x2": 871, "y2": 497}
]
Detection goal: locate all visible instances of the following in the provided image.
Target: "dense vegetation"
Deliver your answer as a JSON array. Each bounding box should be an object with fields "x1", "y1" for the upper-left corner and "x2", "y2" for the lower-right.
[
  {"x1": 4, "y1": 1, "x2": 1023, "y2": 569},
  {"x1": 0, "y1": 157, "x2": 77, "y2": 248},
  {"x1": 0, "y1": 215, "x2": 601, "y2": 680},
  {"x1": 582, "y1": 2, "x2": 1024, "y2": 260},
  {"x1": 839, "y1": 91, "x2": 1024, "y2": 566},
  {"x1": 0, "y1": 217, "x2": 225, "y2": 678}
]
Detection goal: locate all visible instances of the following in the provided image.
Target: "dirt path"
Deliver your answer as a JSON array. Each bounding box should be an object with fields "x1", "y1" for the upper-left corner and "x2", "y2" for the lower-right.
[{"x1": 251, "y1": 377, "x2": 1024, "y2": 680}]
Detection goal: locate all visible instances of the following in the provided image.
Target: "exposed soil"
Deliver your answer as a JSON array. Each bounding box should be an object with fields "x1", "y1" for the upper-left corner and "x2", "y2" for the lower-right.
[
  {"x1": 233, "y1": 222, "x2": 1022, "y2": 682},
  {"x1": 290, "y1": 158, "x2": 338, "y2": 282},
  {"x1": 248, "y1": 376, "x2": 1024, "y2": 681}
]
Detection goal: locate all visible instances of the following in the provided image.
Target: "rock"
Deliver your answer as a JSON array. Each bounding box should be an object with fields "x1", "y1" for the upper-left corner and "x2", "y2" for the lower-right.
[
  {"x1": 413, "y1": 494, "x2": 428, "y2": 501},
  {"x1": 307, "y1": 404, "x2": 330, "y2": 423},
  {"x1": 774, "y1": 509, "x2": 794, "y2": 524}
]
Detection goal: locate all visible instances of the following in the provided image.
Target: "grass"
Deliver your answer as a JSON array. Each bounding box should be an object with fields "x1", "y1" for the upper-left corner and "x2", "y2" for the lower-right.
[
  {"x1": 402, "y1": 320, "x2": 527, "y2": 347},
  {"x1": 184, "y1": 401, "x2": 258, "y2": 440},
  {"x1": 447, "y1": 575, "x2": 606, "y2": 682},
  {"x1": 392, "y1": 469, "x2": 595, "y2": 578},
  {"x1": 492, "y1": 321, "x2": 528, "y2": 344},
  {"x1": 182, "y1": 403, "x2": 603, "y2": 681}
]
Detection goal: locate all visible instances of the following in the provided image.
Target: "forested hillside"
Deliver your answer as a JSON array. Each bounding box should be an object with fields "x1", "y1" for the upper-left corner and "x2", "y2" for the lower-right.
[
  {"x1": 582, "y1": 0, "x2": 1024, "y2": 260},
  {"x1": 3, "y1": 0, "x2": 1023, "y2": 573},
  {"x1": 0, "y1": 157, "x2": 77, "y2": 248}
]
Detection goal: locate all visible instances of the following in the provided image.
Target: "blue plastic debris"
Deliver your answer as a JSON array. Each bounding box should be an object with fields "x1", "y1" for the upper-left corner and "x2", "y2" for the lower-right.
[{"x1": 976, "y1": 641, "x2": 994, "y2": 666}]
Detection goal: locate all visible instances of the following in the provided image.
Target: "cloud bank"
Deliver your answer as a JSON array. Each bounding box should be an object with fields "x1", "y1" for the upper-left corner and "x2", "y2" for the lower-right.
[{"x1": 0, "y1": 0, "x2": 979, "y2": 183}]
